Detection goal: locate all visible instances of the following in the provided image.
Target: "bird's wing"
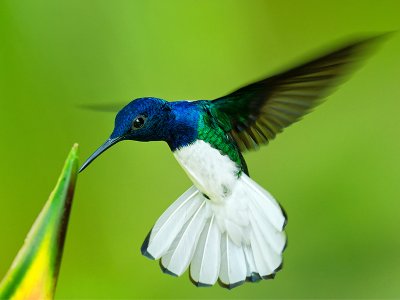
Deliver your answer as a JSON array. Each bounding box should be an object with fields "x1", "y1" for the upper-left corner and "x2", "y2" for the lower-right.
[{"x1": 210, "y1": 35, "x2": 386, "y2": 152}]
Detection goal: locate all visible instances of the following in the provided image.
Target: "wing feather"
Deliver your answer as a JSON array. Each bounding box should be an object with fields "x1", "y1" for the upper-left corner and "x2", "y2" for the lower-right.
[{"x1": 211, "y1": 35, "x2": 386, "y2": 151}]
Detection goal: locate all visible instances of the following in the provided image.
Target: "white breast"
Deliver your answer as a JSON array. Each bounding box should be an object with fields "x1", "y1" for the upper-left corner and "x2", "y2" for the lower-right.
[{"x1": 173, "y1": 140, "x2": 240, "y2": 202}]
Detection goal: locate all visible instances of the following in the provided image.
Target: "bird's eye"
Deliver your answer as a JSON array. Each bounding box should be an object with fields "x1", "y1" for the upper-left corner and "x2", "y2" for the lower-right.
[{"x1": 132, "y1": 115, "x2": 147, "y2": 130}]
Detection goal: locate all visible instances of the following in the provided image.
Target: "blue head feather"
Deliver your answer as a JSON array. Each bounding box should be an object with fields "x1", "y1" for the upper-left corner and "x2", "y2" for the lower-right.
[{"x1": 110, "y1": 97, "x2": 201, "y2": 150}]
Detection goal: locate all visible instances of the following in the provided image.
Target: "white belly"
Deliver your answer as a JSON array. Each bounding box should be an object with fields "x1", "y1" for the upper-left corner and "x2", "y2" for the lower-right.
[
  {"x1": 172, "y1": 139, "x2": 286, "y2": 249},
  {"x1": 173, "y1": 140, "x2": 240, "y2": 202}
]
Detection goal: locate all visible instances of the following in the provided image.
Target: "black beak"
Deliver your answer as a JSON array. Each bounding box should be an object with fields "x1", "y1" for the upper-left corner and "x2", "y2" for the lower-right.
[{"x1": 79, "y1": 136, "x2": 124, "y2": 173}]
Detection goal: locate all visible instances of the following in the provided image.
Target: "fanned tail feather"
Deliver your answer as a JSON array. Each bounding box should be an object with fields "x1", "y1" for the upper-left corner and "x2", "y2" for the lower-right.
[
  {"x1": 141, "y1": 186, "x2": 203, "y2": 260},
  {"x1": 141, "y1": 174, "x2": 287, "y2": 289},
  {"x1": 219, "y1": 232, "x2": 247, "y2": 288},
  {"x1": 190, "y1": 215, "x2": 221, "y2": 286},
  {"x1": 161, "y1": 201, "x2": 208, "y2": 276}
]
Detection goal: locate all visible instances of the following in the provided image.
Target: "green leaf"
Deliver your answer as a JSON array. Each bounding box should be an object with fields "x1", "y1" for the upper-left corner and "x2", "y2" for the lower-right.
[{"x1": 0, "y1": 144, "x2": 79, "y2": 300}]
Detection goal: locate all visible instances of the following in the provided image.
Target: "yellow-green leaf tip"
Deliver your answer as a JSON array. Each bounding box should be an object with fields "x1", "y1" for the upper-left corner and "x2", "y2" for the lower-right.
[{"x1": 0, "y1": 144, "x2": 79, "y2": 300}]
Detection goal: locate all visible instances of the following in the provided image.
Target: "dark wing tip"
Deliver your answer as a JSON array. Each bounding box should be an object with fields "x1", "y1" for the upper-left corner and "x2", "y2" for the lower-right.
[
  {"x1": 211, "y1": 32, "x2": 391, "y2": 152},
  {"x1": 350, "y1": 31, "x2": 395, "y2": 49},
  {"x1": 274, "y1": 32, "x2": 392, "y2": 84},
  {"x1": 335, "y1": 32, "x2": 393, "y2": 62}
]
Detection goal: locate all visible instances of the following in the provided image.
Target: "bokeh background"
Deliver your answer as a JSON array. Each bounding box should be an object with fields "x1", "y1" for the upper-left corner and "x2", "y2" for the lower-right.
[{"x1": 1, "y1": 0, "x2": 399, "y2": 299}]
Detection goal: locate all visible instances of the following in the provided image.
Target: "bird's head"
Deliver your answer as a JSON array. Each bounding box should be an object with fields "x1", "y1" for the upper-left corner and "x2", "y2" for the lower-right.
[{"x1": 79, "y1": 97, "x2": 172, "y2": 172}]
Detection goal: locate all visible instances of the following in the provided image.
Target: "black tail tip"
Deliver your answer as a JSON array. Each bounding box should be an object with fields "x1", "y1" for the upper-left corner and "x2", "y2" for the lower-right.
[
  {"x1": 189, "y1": 275, "x2": 213, "y2": 288},
  {"x1": 218, "y1": 279, "x2": 245, "y2": 290},
  {"x1": 159, "y1": 261, "x2": 178, "y2": 277},
  {"x1": 246, "y1": 272, "x2": 262, "y2": 282},
  {"x1": 140, "y1": 229, "x2": 155, "y2": 260}
]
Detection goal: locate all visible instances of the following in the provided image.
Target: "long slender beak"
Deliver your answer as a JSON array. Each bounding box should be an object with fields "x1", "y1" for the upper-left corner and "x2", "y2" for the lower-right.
[{"x1": 79, "y1": 136, "x2": 123, "y2": 173}]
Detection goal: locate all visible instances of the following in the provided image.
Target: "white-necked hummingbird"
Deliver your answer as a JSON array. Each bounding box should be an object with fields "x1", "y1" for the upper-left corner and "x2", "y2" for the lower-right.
[{"x1": 80, "y1": 35, "x2": 385, "y2": 289}]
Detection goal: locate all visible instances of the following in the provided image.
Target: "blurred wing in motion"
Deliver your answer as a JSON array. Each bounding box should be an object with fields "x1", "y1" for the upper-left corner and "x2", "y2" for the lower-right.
[{"x1": 211, "y1": 34, "x2": 388, "y2": 151}]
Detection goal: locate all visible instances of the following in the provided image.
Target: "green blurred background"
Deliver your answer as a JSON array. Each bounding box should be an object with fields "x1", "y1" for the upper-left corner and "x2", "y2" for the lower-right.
[{"x1": 1, "y1": 0, "x2": 399, "y2": 298}]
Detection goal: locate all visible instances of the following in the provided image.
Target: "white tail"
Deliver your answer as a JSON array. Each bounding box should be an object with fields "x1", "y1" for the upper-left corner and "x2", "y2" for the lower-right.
[{"x1": 141, "y1": 174, "x2": 287, "y2": 289}]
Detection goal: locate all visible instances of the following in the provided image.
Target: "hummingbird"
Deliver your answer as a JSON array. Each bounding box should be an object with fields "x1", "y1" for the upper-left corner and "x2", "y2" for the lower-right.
[{"x1": 79, "y1": 35, "x2": 384, "y2": 289}]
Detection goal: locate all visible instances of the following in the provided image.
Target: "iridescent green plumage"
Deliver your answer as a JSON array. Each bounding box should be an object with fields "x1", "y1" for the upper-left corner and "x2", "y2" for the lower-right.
[{"x1": 197, "y1": 102, "x2": 248, "y2": 175}]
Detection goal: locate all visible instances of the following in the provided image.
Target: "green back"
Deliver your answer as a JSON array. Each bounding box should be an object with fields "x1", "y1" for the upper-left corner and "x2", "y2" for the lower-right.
[{"x1": 197, "y1": 102, "x2": 248, "y2": 176}]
